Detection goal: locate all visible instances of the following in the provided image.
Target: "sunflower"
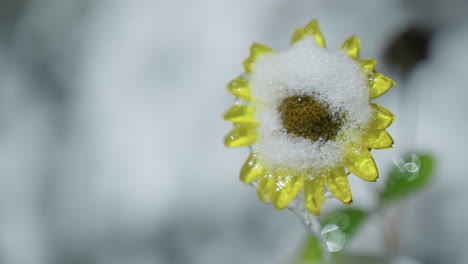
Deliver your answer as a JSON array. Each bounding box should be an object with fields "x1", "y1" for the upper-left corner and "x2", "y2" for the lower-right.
[{"x1": 223, "y1": 19, "x2": 395, "y2": 215}]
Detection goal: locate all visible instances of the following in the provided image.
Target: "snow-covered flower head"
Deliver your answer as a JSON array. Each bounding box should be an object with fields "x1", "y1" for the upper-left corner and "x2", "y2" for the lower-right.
[{"x1": 224, "y1": 20, "x2": 395, "y2": 215}]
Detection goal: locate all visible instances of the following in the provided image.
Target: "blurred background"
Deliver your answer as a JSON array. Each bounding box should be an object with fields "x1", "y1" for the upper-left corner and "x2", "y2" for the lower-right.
[{"x1": 0, "y1": 0, "x2": 467, "y2": 263}]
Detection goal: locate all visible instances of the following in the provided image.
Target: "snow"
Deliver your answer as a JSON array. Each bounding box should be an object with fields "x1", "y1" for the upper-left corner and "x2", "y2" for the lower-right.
[{"x1": 251, "y1": 37, "x2": 371, "y2": 172}]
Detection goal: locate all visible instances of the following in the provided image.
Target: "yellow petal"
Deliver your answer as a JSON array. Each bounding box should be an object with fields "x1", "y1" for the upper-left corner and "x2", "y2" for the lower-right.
[
  {"x1": 257, "y1": 174, "x2": 276, "y2": 202},
  {"x1": 268, "y1": 173, "x2": 285, "y2": 205},
  {"x1": 227, "y1": 78, "x2": 252, "y2": 102},
  {"x1": 240, "y1": 153, "x2": 267, "y2": 183},
  {"x1": 291, "y1": 19, "x2": 326, "y2": 48},
  {"x1": 369, "y1": 71, "x2": 396, "y2": 100},
  {"x1": 340, "y1": 35, "x2": 360, "y2": 60},
  {"x1": 223, "y1": 104, "x2": 257, "y2": 126},
  {"x1": 325, "y1": 167, "x2": 352, "y2": 204},
  {"x1": 364, "y1": 129, "x2": 394, "y2": 149},
  {"x1": 358, "y1": 58, "x2": 377, "y2": 75},
  {"x1": 291, "y1": 27, "x2": 305, "y2": 44},
  {"x1": 344, "y1": 146, "x2": 378, "y2": 182},
  {"x1": 224, "y1": 126, "x2": 257, "y2": 147},
  {"x1": 243, "y1": 43, "x2": 274, "y2": 74},
  {"x1": 370, "y1": 103, "x2": 394, "y2": 130},
  {"x1": 272, "y1": 174, "x2": 305, "y2": 210},
  {"x1": 304, "y1": 176, "x2": 325, "y2": 216}
]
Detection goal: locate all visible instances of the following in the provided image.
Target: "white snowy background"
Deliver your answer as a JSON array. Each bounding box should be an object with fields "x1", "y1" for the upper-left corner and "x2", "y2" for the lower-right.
[{"x1": 0, "y1": 0, "x2": 467, "y2": 264}]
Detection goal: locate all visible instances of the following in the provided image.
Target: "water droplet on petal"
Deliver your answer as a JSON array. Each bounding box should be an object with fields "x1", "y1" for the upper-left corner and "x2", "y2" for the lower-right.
[
  {"x1": 321, "y1": 223, "x2": 346, "y2": 252},
  {"x1": 276, "y1": 180, "x2": 285, "y2": 191}
]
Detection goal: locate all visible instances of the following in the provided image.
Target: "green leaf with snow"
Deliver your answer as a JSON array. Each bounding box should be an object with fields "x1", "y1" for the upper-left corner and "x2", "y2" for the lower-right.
[
  {"x1": 380, "y1": 153, "x2": 435, "y2": 202},
  {"x1": 321, "y1": 208, "x2": 368, "y2": 238}
]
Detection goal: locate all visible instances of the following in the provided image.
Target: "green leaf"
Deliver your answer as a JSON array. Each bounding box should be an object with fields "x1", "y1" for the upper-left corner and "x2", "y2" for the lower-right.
[
  {"x1": 299, "y1": 235, "x2": 322, "y2": 263},
  {"x1": 380, "y1": 153, "x2": 435, "y2": 202},
  {"x1": 321, "y1": 208, "x2": 368, "y2": 238}
]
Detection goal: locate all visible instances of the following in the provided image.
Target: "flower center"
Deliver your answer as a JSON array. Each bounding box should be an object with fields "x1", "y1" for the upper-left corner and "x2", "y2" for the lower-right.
[{"x1": 279, "y1": 95, "x2": 343, "y2": 141}]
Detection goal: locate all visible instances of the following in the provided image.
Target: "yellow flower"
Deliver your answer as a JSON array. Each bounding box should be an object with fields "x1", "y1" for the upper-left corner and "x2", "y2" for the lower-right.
[{"x1": 223, "y1": 19, "x2": 395, "y2": 215}]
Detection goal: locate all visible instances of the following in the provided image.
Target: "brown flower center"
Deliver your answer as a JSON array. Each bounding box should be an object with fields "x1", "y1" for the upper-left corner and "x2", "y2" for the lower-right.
[{"x1": 278, "y1": 95, "x2": 343, "y2": 141}]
